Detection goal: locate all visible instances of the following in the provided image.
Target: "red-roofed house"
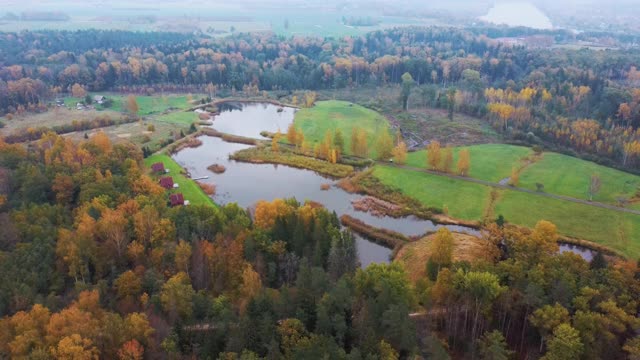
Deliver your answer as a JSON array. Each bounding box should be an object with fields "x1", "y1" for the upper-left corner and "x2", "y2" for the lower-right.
[
  {"x1": 170, "y1": 193, "x2": 185, "y2": 207},
  {"x1": 159, "y1": 176, "x2": 174, "y2": 189},
  {"x1": 151, "y1": 162, "x2": 165, "y2": 173}
]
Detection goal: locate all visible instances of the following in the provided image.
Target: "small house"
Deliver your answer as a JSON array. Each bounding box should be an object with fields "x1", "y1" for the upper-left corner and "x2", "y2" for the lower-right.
[
  {"x1": 151, "y1": 162, "x2": 165, "y2": 173},
  {"x1": 93, "y1": 95, "x2": 105, "y2": 104},
  {"x1": 170, "y1": 193, "x2": 185, "y2": 207},
  {"x1": 159, "y1": 176, "x2": 174, "y2": 189}
]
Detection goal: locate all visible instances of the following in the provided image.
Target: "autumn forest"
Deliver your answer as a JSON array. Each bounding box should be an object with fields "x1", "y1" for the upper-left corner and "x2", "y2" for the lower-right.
[{"x1": 1, "y1": 7, "x2": 640, "y2": 360}]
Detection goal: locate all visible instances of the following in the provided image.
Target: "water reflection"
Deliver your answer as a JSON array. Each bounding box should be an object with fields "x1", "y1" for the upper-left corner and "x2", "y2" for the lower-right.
[
  {"x1": 559, "y1": 243, "x2": 596, "y2": 262},
  {"x1": 210, "y1": 102, "x2": 297, "y2": 139}
]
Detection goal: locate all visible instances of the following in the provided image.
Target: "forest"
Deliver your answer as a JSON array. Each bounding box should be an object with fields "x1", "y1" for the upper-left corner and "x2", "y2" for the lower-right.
[
  {"x1": 1, "y1": 24, "x2": 640, "y2": 360},
  {"x1": 0, "y1": 131, "x2": 638, "y2": 359},
  {"x1": 2, "y1": 28, "x2": 640, "y2": 170}
]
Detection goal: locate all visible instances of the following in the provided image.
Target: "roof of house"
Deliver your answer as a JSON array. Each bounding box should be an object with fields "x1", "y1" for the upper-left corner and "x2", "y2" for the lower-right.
[
  {"x1": 170, "y1": 193, "x2": 184, "y2": 206},
  {"x1": 151, "y1": 162, "x2": 165, "y2": 172},
  {"x1": 159, "y1": 176, "x2": 174, "y2": 189}
]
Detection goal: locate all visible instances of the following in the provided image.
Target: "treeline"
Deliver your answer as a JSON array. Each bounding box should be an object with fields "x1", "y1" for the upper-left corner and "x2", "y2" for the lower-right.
[{"x1": 2, "y1": 27, "x2": 640, "y2": 166}]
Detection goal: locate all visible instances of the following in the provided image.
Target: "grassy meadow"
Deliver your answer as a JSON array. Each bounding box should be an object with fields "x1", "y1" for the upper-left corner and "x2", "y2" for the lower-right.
[
  {"x1": 406, "y1": 143, "x2": 640, "y2": 206},
  {"x1": 373, "y1": 165, "x2": 492, "y2": 220},
  {"x1": 294, "y1": 100, "x2": 392, "y2": 158},
  {"x1": 518, "y1": 152, "x2": 640, "y2": 204},
  {"x1": 64, "y1": 94, "x2": 200, "y2": 115},
  {"x1": 406, "y1": 144, "x2": 533, "y2": 182},
  {"x1": 372, "y1": 164, "x2": 640, "y2": 258}
]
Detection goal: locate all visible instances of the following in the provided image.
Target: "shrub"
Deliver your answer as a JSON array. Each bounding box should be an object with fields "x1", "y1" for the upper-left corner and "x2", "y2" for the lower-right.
[{"x1": 198, "y1": 182, "x2": 216, "y2": 195}]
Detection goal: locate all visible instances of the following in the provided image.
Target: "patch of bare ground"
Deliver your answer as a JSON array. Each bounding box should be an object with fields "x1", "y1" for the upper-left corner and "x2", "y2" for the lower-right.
[
  {"x1": 395, "y1": 232, "x2": 493, "y2": 283},
  {"x1": 351, "y1": 196, "x2": 403, "y2": 217},
  {"x1": 400, "y1": 107, "x2": 498, "y2": 148}
]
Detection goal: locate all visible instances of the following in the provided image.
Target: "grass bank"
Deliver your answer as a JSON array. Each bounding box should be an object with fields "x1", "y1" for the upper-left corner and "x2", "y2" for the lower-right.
[
  {"x1": 373, "y1": 166, "x2": 491, "y2": 221},
  {"x1": 144, "y1": 154, "x2": 215, "y2": 207},
  {"x1": 339, "y1": 169, "x2": 437, "y2": 219}
]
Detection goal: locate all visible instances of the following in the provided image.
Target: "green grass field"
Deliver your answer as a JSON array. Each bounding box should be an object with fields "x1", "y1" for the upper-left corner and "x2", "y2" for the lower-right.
[
  {"x1": 294, "y1": 100, "x2": 392, "y2": 158},
  {"x1": 406, "y1": 144, "x2": 532, "y2": 182},
  {"x1": 518, "y1": 152, "x2": 640, "y2": 204},
  {"x1": 406, "y1": 143, "x2": 640, "y2": 206},
  {"x1": 372, "y1": 165, "x2": 640, "y2": 258},
  {"x1": 155, "y1": 111, "x2": 199, "y2": 125},
  {"x1": 373, "y1": 165, "x2": 492, "y2": 220},
  {"x1": 144, "y1": 154, "x2": 215, "y2": 207},
  {"x1": 494, "y1": 191, "x2": 640, "y2": 258},
  {"x1": 64, "y1": 94, "x2": 200, "y2": 115}
]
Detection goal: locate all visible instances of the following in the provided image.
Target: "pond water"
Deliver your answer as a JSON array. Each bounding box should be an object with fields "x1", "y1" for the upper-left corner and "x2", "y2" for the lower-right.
[
  {"x1": 173, "y1": 136, "x2": 483, "y2": 266},
  {"x1": 480, "y1": 2, "x2": 553, "y2": 30},
  {"x1": 559, "y1": 243, "x2": 596, "y2": 262},
  {"x1": 176, "y1": 102, "x2": 594, "y2": 264},
  {"x1": 211, "y1": 102, "x2": 297, "y2": 139}
]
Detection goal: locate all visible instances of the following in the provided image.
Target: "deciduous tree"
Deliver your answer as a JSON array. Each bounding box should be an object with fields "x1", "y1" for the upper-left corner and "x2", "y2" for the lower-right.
[
  {"x1": 392, "y1": 141, "x2": 407, "y2": 165},
  {"x1": 427, "y1": 141, "x2": 441, "y2": 170},
  {"x1": 542, "y1": 324, "x2": 583, "y2": 360},
  {"x1": 126, "y1": 95, "x2": 139, "y2": 115},
  {"x1": 375, "y1": 130, "x2": 394, "y2": 160},
  {"x1": 160, "y1": 272, "x2": 195, "y2": 322},
  {"x1": 478, "y1": 330, "x2": 513, "y2": 360},
  {"x1": 457, "y1": 148, "x2": 470, "y2": 176}
]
